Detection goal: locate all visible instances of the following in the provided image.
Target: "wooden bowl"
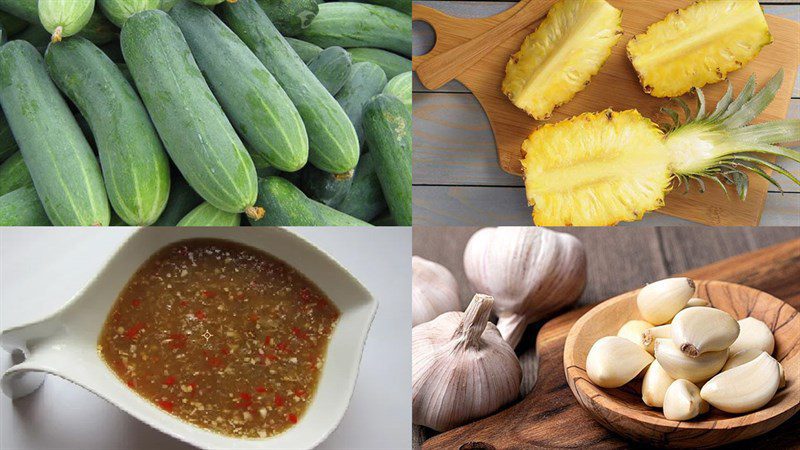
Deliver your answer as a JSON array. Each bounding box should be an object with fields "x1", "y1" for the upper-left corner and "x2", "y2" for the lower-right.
[{"x1": 564, "y1": 280, "x2": 800, "y2": 448}]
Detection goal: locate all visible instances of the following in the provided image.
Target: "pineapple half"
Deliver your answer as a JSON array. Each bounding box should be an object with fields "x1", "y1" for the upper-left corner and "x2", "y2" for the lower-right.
[
  {"x1": 521, "y1": 70, "x2": 800, "y2": 226},
  {"x1": 502, "y1": 0, "x2": 622, "y2": 120},
  {"x1": 627, "y1": 0, "x2": 773, "y2": 98}
]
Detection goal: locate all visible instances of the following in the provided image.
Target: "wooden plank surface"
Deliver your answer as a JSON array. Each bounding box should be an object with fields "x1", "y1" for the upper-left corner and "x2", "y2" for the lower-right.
[
  {"x1": 411, "y1": 226, "x2": 800, "y2": 448},
  {"x1": 412, "y1": 1, "x2": 800, "y2": 226}
]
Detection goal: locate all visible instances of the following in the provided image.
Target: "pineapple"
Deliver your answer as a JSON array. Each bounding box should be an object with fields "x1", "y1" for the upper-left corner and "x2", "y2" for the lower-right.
[
  {"x1": 502, "y1": 0, "x2": 622, "y2": 120},
  {"x1": 521, "y1": 70, "x2": 800, "y2": 226},
  {"x1": 627, "y1": 0, "x2": 773, "y2": 98}
]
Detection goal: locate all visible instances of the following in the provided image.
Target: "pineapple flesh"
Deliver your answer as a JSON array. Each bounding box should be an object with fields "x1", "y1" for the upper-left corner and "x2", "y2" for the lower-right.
[
  {"x1": 502, "y1": 0, "x2": 622, "y2": 120},
  {"x1": 627, "y1": 0, "x2": 773, "y2": 98}
]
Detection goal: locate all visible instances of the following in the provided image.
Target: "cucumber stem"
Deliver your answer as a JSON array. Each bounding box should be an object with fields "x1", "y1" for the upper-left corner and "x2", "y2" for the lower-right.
[
  {"x1": 51, "y1": 26, "x2": 63, "y2": 44},
  {"x1": 334, "y1": 169, "x2": 354, "y2": 181},
  {"x1": 245, "y1": 205, "x2": 265, "y2": 220}
]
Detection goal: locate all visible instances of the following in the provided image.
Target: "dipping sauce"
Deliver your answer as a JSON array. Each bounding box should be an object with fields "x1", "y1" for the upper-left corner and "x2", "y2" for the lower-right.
[{"x1": 97, "y1": 239, "x2": 340, "y2": 438}]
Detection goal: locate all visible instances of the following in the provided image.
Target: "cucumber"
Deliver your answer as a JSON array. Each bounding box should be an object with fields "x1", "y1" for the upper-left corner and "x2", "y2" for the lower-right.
[
  {"x1": 0, "y1": 22, "x2": 5, "y2": 44},
  {"x1": 335, "y1": 61, "x2": 387, "y2": 145},
  {"x1": 177, "y1": 201, "x2": 241, "y2": 226},
  {"x1": 348, "y1": 48, "x2": 410, "y2": 80},
  {"x1": 46, "y1": 37, "x2": 171, "y2": 225},
  {"x1": 286, "y1": 37, "x2": 322, "y2": 63},
  {"x1": 307, "y1": 45, "x2": 351, "y2": 96},
  {"x1": 363, "y1": 94, "x2": 411, "y2": 225},
  {"x1": 152, "y1": 172, "x2": 203, "y2": 226},
  {"x1": 0, "y1": 1, "x2": 117, "y2": 44},
  {"x1": 335, "y1": 151, "x2": 387, "y2": 222},
  {"x1": 38, "y1": 0, "x2": 95, "y2": 42},
  {"x1": 0, "y1": 10, "x2": 27, "y2": 36},
  {"x1": 384, "y1": 71, "x2": 411, "y2": 115},
  {"x1": 121, "y1": 9, "x2": 262, "y2": 218},
  {"x1": 98, "y1": 0, "x2": 160, "y2": 27},
  {"x1": 371, "y1": 211, "x2": 396, "y2": 226},
  {"x1": 171, "y1": 1, "x2": 308, "y2": 173},
  {"x1": 0, "y1": 186, "x2": 50, "y2": 226},
  {"x1": 0, "y1": 40, "x2": 109, "y2": 226},
  {"x1": 249, "y1": 176, "x2": 370, "y2": 226},
  {"x1": 295, "y1": 163, "x2": 352, "y2": 207},
  {"x1": 256, "y1": 0, "x2": 317, "y2": 37},
  {"x1": 0, "y1": 151, "x2": 32, "y2": 196},
  {"x1": 0, "y1": 0, "x2": 38, "y2": 23},
  {"x1": 190, "y1": 0, "x2": 227, "y2": 5},
  {"x1": 159, "y1": 0, "x2": 179, "y2": 11},
  {"x1": 14, "y1": 26, "x2": 50, "y2": 54},
  {"x1": 0, "y1": 109, "x2": 17, "y2": 163},
  {"x1": 220, "y1": 0, "x2": 359, "y2": 175},
  {"x1": 298, "y1": 3, "x2": 411, "y2": 57},
  {"x1": 357, "y1": 0, "x2": 410, "y2": 15}
]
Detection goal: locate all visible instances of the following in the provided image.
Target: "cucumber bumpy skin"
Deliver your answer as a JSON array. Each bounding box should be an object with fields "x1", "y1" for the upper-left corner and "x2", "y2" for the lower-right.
[
  {"x1": 335, "y1": 61, "x2": 387, "y2": 146},
  {"x1": 0, "y1": 186, "x2": 50, "y2": 226},
  {"x1": 98, "y1": 0, "x2": 160, "y2": 27},
  {"x1": 348, "y1": 47, "x2": 411, "y2": 80},
  {"x1": 177, "y1": 201, "x2": 241, "y2": 226},
  {"x1": 38, "y1": 0, "x2": 96, "y2": 43}
]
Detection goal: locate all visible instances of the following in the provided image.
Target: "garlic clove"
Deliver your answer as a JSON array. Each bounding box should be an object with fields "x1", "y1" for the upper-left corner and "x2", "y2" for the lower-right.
[
  {"x1": 663, "y1": 379, "x2": 703, "y2": 421},
  {"x1": 685, "y1": 298, "x2": 710, "y2": 307},
  {"x1": 699, "y1": 399, "x2": 711, "y2": 415},
  {"x1": 654, "y1": 338, "x2": 727, "y2": 384},
  {"x1": 412, "y1": 256, "x2": 462, "y2": 326},
  {"x1": 642, "y1": 324, "x2": 671, "y2": 351},
  {"x1": 722, "y1": 348, "x2": 762, "y2": 372},
  {"x1": 586, "y1": 336, "x2": 654, "y2": 388},
  {"x1": 670, "y1": 307, "x2": 739, "y2": 357},
  {"x1": 636, "y1": 277, "x2": 695, "y2": 325},
  {"x1": 728, "y1": 317, "x2": 775, "y2": 355},
  {"x1": 617, "y1": 320, "x2": 655, "y2": 353},
  {"x1": 700, "y1": 351, "x2": 781, "y2": 414},
  {"x1": 642, "y1": 360, "x2": 675, "y2": 408}
]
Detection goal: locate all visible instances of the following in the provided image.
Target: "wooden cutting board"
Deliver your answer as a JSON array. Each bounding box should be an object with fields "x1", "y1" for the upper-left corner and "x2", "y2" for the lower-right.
[
  {"x1": 421, "y1": 238, "x2": 800, "y2": 449},
  {"x1": 412, "y1": 0, "x2": 800, "y2": 226}
]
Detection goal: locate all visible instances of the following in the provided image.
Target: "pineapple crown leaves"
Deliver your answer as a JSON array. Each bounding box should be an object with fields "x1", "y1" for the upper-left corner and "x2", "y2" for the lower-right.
[{"x1": 659, "y1": 69, "x2": 800, "y2": 200}]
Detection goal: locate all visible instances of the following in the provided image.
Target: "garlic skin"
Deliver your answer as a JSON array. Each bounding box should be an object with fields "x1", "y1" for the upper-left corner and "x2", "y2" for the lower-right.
[
  {"x1": 670, "y1": 307, "x2": 739, "y2": 357},
  {"x1": 636, "y1": 278, "x2": 695, "y2": 325},
  {"x1": 586, "y1": 336, "x2": 654, "y2": 388},
  {"x1": 655, "y1": 338, "x2": 728, "y2": 383},
  {"x1": 412, "y1": 294, "x2": 522, "y2": 431},
  {"x1": 685, "y1": 298, "x2": 709, "y2": 307},
  {"x1": 412, "y1": 256, "x2": 462, "y2": 326},
  {"x1": 642, "y1": 324, "x2": 671, "y2": 350},
  {"x1": 618, "y1": 320, "x2": 655, "y2": 353},
  {"x1": 663, "y1": 379, "x2": 703, "y2": 421},
  {"x1": 728, "y1": 317, "x2": 775, "y2": 355},
  {"x1": 463, "y1": 227, "x2": 586, "y2": 348},
  {"x1": 722, "y1": 348, "x2": 762, "y2": 372},
  {"x1": 700, "y1": 352, "x2": 780, "y2": 414},
  {"x1": 642, "y1": 360, "x2": 675, "y2": 408}
]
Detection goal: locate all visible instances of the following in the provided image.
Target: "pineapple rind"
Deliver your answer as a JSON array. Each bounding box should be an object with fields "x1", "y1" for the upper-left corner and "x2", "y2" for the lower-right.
[
  {"x1": 502, "y1": 0, "x2": 623, "y2": 120},
  {"x1": 627, "y1": 0, "x2": 773, "y2": 98},
  {"x1": 521, "y1": 109, "x2": 671, "y2": 226}
]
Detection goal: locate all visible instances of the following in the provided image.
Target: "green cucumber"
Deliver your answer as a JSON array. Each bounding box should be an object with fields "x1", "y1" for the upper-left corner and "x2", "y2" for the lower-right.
[
  {"x1": 384, "y1": 71, "x2": 411, "y2": 115},
  {"x1": 295, "y1": 163, "x2": 352, "y2": 207},
  {"x1": 38, "y1": 0, "x2": 95, "y2": 42},
  {"x1": 159, "y1": 0, "x2": 179, "y2": 11},
  {"x1": 46, "y1": 37, "x2": 171, "y2": 225},
  {"x1": 286, "y1": 37, "x2": 322, "y2": 63},
  {"x1": 121, "y1": 9, "x2": 262, "y2": 218},
  {"x1": 98, "y1": 0, "x2": 160, "y2": 27},
  {"x1": 152, "y1": 172, "x2": 203, "y2": 226},
  {"x1": 0, "y1": 185, "x2": 50, "y2": 225},
  {"x1": 357, "y1": 0, "x2": 410, "y2": 15},
  {"x1": 363, "y1": 94, "x2": 411, "y2": 225},
  {"x1": 177, "y1": 201, "x2": 241, "y2": 226},
  {"x1": 249, "y1": 176, "x2": 370, "y2": 226},
  {"x1": 0, "y1": 21, "x2": 5, "y2": 44},
  {"x1": 256, "y1": 0, "x2": 317, "y2": 37},
  {"x1": 371, "y1": 211, "x2": 396, "y2": 226},
  {"x1": 0, "y1": 0, "x2": 38, "y2": 23},
  {"x1": 14, "y1": 26, "x2": 50, "y2": 54},
  {"x1": 335, "y1": 61, "x2": 387, "y2": 145},
  {"x1": 0, "y1": 40, "x2": 109, "y2": 225},
  {"x1": 190, "y1": 0, "x2": 227, "y2": 5},
  {"x1": 0, "y1": 10, "x2": 27, "y2": 36},
  {"x1": 307, "y1": 46, "x2": 351, "y2": 96},
  {"x1": 348, "y1": 48, "x2": 410, "y2": 80},
  {"x1": 171, "y1": 1, "x2": 307, "y2": 172},
  {"x1": 335, "y1": 151, "x2": 387, "y2": 222},
  {"x1": 220, "y1": 0, "x2": 359, "y2": 175},
  {"x1": 298, "y1": 3, "x2": 411, "y2": 57},
  {"x1": 0, "y1": 151, "x2": 32, "y2": 196},
  {"x1": 0, "y1": 109, "x2": 18, "y2": 163}
]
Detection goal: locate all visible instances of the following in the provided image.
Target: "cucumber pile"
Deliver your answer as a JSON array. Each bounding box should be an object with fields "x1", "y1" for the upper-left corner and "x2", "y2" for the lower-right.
[{"x1": 0, "y1": 0, "x2": 412, "y2": 226}]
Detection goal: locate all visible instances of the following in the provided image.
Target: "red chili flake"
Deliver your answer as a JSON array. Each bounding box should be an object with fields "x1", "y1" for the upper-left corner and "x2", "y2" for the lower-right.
[
  {"x1": 194, "y1": 310, "x2": 205, "y2": 320},
  {"x1": 263, "y1": 336, "x2": 271, "y2": 346},
  {"x1": 131, "y1": 299, "x2": 142, "y2": 308},
  {"x1": 126, "y1": 379, "x2": 136, "y2": 388},
  {"x1": 208, "y1": 356, "x2": 223, "y2": 368},
  {"x1": 168, "y1": 333, "x2": 187, "y2": 349},
  {"x1": 219, "y1": 345, "x2": 230, "y2": 355},
  {"x1": 277, "y1": 341, "x2": 289, "y2": 352},
  {"x1": 299, "y1": 288, "x2": 313, "y2": 302},
  {"x1": 274, "y1": 393, "x2": 284, "y2": 407},
  {"x1": 294, "y1": 389, "x2": 305, "y2": 397},
  {"x1": 287, "y1": 413, "x2": 298, "y2": 424},
  {"x1": 238, "y1": 392, "x2": 253, "y2": 409},
  {"x1": 266, "y1": 354, "x2": 278, "y2": 361},
  {"x1": 163, "y1": 375, "x2": 176, "y2": 386},
  {"x1": 157, "y1": 400, "x2": 174, "y2": 412},
  {"x1": 255, "y1": 385, "x2": 267, "y2": 393},
  {"x1": 124, "y1": 322, "x2": 145, "y2": 340},
  {"x1": 178, "y1": 300, "x2": 189, "y2": 308},
  {"x1": 236, "y1": 292, "x2": 246, "y2": 299},
  {"x1": 292, "y1": 327, "x2": 308, "y2": 340},
  {"x1": 249, "y1": 313, "x2": 259, "y2": 323},
  {"x1": 201, "y1": 290, "x2": 217, "y2": 299}
]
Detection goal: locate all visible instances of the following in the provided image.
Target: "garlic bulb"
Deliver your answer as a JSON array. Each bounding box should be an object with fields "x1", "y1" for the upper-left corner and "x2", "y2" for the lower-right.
[
  {"x1": 685, "y1": 298, "x2": 710, "y2": 307},
  {"x1": 642, "y1": 324, "x2": 671, "y2": 350},
  {"x1": 463, "y1": 227, "x2": 586, "y2": 348},
  {"x1": 412, "y1": 294, "x2": 521, "y2": 431},
  {"x1": 728, "y1": 317, "x2": 775, "y2": 355},
  {"x1": 642, "y1": 360, "x2": 675, "y2": 408},
  {"x1": 586, "y1": 336, "x2": 654, "y2": 388},
  {"x1": 412, "y1": 256, "x2": 462, "y2": 326},
  {"x1": 670, "y1": 307, "x2": 739, "y2": 357},
  {"x1": 663, "y1": 379, "x2": 704, "y2": 421},
  {"x1": 636, "y1": 278, "x2": 695, "y2": 325},
  {"x1": 700, "y1": 351, "x2": 780, "y2": 414},
  {"x1": 654, "y1": 338, "x2": 727, "y2": 383},
  {"x1": 618, "y1": 320, "x2": 655, "y2": 353}
]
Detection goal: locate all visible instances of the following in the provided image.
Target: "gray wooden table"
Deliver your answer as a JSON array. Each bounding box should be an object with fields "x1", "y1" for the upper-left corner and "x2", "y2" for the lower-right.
[
  {"x1": 412, "y1": 1, "x2": 800, "y2": 226},
  {"x1": 411, "y1": 226, "x2": 800, "y2": 448}
]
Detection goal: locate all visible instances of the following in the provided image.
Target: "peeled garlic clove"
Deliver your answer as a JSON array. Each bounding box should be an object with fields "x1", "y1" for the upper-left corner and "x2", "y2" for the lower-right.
[
  {"x1": 663, "y1": 379, "x2": 703, "y2": 421},
  {"x1": 617, "y1": 320, "x2": 655, "y2": 352},
  {"x1": 700, "y1": 352, "x2": 780, "y2": 414},
  {"x1": 722, "y1": 348, "x2": 762, "y2": 372},
  {"x1": 412, "y1": 256, "x2": 462, "y2": 326},
  {"x1": 586, "y1": 336, "x2": 654, "y2": 388},
  {"x1": 637, "y1": 278, "x2": 695, "y2": 325},
  {"x1": 728, "y1": 317, "x2": 775, "y2": 355},
  {"x1": 685, "y1": 298, "x2": 709, "y2": 307},
  {"x1": 655, "y1": 338, "x2": 727, "y2": 384},
  {"x1": 642, "y1": 360, "x2": 675, "y2": 408},
  {"x1": 642, "y1": 324, "x2": 671, "y2": 351},
  {"x1": 670, "y1": 307, "x2": 739, "y2": 357}
]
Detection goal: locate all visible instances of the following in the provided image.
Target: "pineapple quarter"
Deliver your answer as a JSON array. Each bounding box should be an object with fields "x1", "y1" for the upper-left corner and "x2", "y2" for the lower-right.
[
  {"x1": 501, "y1": 0, "x2": 622, "y2": 120},
  {"x1": 627, "y1": 0, "x2": 773, "y2": 98}
]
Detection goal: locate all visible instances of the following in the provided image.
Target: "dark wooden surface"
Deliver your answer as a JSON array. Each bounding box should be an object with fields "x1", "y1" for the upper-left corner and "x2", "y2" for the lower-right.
[{"x1": 412, "y1": 227, "x2": 800, "y2": 448}]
